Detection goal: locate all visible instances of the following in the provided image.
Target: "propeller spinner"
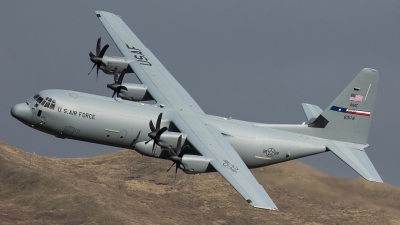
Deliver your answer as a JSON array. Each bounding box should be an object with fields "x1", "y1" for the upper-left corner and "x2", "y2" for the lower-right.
[{"x1": 88, "y1": 37, "x2": 109, "y2": 81}]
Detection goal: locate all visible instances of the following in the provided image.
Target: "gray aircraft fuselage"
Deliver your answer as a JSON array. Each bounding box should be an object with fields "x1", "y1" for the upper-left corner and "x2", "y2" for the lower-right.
[{"x1": 12, "y1": 89, "x2": 327, "y2": 169}]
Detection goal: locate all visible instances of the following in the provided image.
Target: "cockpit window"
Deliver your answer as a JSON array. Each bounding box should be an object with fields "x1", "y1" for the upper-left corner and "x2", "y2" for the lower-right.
[
  {"x1": 36, "y1": 96, "x2": 43, "y2": 104},
  {"x1": 50, "y1": 100, "x2": 56, "y2": 110},
  {"x1": 33, "y1": 94, "x2": 56, "y2": 110}
]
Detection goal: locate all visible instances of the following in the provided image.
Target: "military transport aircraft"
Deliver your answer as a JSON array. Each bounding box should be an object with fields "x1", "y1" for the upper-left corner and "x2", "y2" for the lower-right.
[{"x1": 11, "y1": 11, "x2": 382, "y2": 210}]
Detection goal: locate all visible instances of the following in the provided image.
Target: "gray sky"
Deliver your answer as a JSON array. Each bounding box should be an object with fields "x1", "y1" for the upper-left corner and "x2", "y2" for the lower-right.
[{"x1": 2, "y1": 1, "x2": 399, "y2": 186}]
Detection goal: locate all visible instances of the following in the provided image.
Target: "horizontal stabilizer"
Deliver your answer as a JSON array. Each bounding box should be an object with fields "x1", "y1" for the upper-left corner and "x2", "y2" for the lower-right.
[
  {"x1": 327, "y1": 141, "x2": 382, "y2": 183},
  {"x1": 302, "y1": 103, "x2": 323, "y2": 123}
]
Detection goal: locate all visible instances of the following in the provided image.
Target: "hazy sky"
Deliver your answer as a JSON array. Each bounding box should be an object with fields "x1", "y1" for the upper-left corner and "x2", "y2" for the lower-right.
[{"x1": 2, "y1": 1, "x2": 399, "y2": 186}]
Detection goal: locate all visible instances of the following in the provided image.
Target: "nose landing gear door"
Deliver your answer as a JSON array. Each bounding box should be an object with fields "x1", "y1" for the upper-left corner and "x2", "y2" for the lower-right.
[
  {"x1": 38, "y1": 110, "x2": 45, "y2": 124},
  {"x1": 32, "y1": 109, "x2": 45, "y2": 126}
]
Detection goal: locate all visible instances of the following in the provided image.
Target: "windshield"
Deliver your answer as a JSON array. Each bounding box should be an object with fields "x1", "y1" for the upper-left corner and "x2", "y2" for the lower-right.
[{"x1": 33, "y1": 94, "x2": 56, "y2": 110}]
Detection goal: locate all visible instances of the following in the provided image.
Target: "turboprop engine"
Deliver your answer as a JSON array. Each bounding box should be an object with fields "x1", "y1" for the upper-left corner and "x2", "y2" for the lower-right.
[
  {"x1": 133, "y1": 114, "x2": 214, "y2": 178},
  {"x1": 88, "y1": 37, "x2": 133, "y2": 80},
  {"x1": 179, "y1": 155, "x2": 214, "y2": 174},
  {"x1": 134, "y1": 113, "x2": 187, "y2": 156},
  {"x1": 107, "y1": 68, "x2": 152, "y2": 101},
  {"x1": 116, "y1": 83, "x2": 151, "y2": 101},
  {"x1": 99, "y1": 56, "x2": 132, "y2": 75},
  {"x1": 165, "y1": 136, "x2": 214, "y2": 180},
  {"x1": 134, "y1": 131, "x2": 187, "y2": 157}
]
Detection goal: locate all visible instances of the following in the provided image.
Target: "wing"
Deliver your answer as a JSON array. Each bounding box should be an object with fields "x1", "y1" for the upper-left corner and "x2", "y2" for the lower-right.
[
  {"x1": 96, "y1": 11, "x2": 277, "y2": 210},
  {"x1": 95, "y1": 11, "x2": 204, "y2": 113},
  {"x1": 169, "y1": 111, "x2": 278, "y2": 210}
]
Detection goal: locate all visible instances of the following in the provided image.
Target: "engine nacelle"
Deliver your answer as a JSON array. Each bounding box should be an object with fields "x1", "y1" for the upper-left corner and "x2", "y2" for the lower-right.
[
  {"x1": 134, "y1": 141, "x2": 166, "y2": 157},
  {"x1": 118, "y1": 83, "x2": 152, "y2": 101},
  {"x1": 180, "y1": 155, "x2": 214, "y2": 174},
  {"x1": 158, "y1": 132, "x2": 187, "y2": 149},
  {"x1": 100, "y1": 56, "x2": 132, "y2": 74},
  {"x1": 134, "y1": 132, "x2": 187, "y2": 157}
]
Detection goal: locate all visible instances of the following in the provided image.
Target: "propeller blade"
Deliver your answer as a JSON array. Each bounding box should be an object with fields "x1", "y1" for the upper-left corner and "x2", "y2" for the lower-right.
[
  {"x1": 96, "y1": 61, "x2": 102, "y2": 82},
  {"x1": 96, "y1": 37, "x2": 101, "y2": 56},
  {"x1": 156, "y1": 127, "x2": 168, "y2": 137},
  {"x1": 89, "y1": 51, "x2": 95, "y2": 58},
  {"x1": 176, "y1": 135, "x2": 182, "y2": 155},
  {"x1": 145, "y1": 139, "x2": 152, "y2": 145},
  {"x1": 130, "y1": 131, "x2": 141, "y2": 148},
  {"x1": 117, "y1": 68, "x2": 126, "y2": 84},
  {"x1": 166, "y1": 162, "x2": 175, "y2": 172},
  {"x1": 113, "y1": 67, "x2": 118, "y2": 83},
  {"x1": 98, "y1": 44, "x2": 109, "y2": 58},
  {"x1": 175, "y1": 163, "x2": 178, "y2": 181},
  {"x1": 149, "y1": 120, "x2": 156, "y2": 132},
  {"x1": 178, "y1": 145, "x2": 189, "y2": 158},
  {"x1": 169, "y1": 147, "x2": 177, "y2": 157},
  {"x1": 88, "y1": 63, "x2": 96, "y2": 75},
  {"x1": 156, "y1": 113, "x2": 163, "y2": 130},
  {"x1": 152, "y1": 140, "x2": 156, "y2": 153},
  {"x1": 112, "y1": 90, "x2": 117, "y2": 98},
  {"x1": 174, "y1": 162, "x2": 185, "y2": 181},
  {"x1": 115, "y1": 86, "x2": 127, "y2": 97}
]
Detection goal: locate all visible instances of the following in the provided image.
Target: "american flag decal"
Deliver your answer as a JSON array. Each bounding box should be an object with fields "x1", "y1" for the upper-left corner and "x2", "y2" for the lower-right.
[{"x1": 349, "y1": 94, "x2": 363, "y2": 102}]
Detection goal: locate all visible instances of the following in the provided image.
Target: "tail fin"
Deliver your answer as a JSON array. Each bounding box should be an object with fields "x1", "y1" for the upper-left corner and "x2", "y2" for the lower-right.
[{"x1": 309, "y1": 68, "x2": 379, "y2": 144}]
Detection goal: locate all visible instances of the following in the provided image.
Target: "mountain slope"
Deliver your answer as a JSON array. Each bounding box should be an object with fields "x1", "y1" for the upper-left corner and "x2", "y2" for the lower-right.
[{"x1": 0, "y1": 141, "x2": 399, "y2": 225}]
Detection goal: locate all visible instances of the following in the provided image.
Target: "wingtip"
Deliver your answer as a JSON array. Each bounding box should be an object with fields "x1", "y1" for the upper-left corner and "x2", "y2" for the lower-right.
[
  {"x1": 367, "y1": 177, "x2": 384, "y2": 183},
  {"x1": 253, "y1": 204, "x2": 279, "y2": 211}
]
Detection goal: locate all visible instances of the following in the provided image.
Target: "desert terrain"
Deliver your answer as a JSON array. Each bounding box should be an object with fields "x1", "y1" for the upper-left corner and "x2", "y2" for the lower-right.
[{"x1": 0, "y1": 141, "x2": 399, "y2": 224}]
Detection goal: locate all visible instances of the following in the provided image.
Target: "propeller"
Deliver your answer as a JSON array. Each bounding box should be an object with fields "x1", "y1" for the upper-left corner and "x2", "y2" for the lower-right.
[
  {"x1": 88, "y1": 37, "x2": 109, "y2": 82},
  {"x1": 107, "y1": 67, "x2": 128, "y2": 97},
  {"x1": 166, "y1": 135, "x2": 188, "y2": 181},
  {"x1": 144, "y1": 113, "x2": 168, "y2": 153},
  {"x1": 130, "y1": 131, "x2": 141, "y2": 149}
]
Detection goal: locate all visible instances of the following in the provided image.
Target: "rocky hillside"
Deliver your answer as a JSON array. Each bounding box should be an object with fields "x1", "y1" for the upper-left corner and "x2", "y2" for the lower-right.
[{"x1": 0, "y1": 141, "x2": 399, "y2": 224}]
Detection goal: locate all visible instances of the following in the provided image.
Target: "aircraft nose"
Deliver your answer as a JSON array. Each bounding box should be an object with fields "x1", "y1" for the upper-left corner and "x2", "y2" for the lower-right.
[{"x1": 11, "y1": 103, "x2": 32, "y2": 123}]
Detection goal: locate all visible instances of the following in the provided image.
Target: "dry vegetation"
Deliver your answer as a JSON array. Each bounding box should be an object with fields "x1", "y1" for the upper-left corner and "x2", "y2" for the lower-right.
[{"x1": 0, "y1": 141, "x2": 399, "y2": 225}]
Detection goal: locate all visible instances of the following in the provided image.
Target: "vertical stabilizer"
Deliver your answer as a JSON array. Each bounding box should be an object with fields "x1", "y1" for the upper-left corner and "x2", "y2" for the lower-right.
[{"x1": 309, "y1": 68, "x2": 379, "y2": 144}]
